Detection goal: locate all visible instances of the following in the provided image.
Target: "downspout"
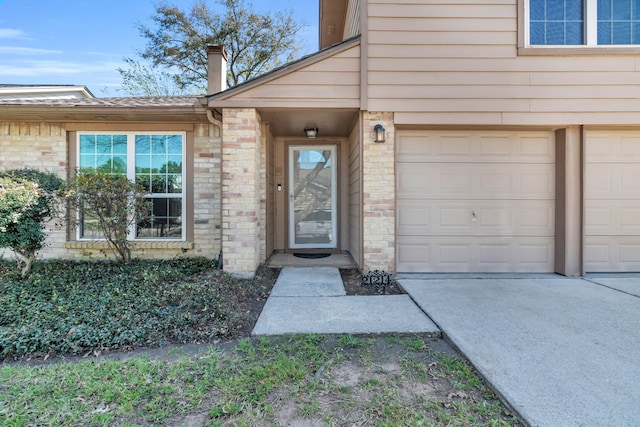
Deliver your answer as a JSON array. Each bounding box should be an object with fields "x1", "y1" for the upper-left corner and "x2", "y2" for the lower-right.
[{"x1": 206, "y1": 108, "x2": 224, "y2": 269}]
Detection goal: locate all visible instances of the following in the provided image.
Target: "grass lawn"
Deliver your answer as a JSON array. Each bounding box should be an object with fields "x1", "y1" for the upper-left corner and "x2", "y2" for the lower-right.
[{"x1": 0, "y1": 258, "x2": 522, "y2": 426}]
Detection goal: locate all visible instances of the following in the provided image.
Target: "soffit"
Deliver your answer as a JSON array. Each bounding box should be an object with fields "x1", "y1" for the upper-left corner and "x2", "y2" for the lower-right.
[
  {"x1": 259, "y1": 108, "x2": 358, "y2": 137},
  {"x1": 320, "y1": 0, "x2": 348, "y2": 49}
]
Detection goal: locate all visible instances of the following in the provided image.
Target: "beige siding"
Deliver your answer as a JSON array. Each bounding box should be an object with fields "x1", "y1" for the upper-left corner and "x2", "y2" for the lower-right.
[
  {"x1": 232, "y1": 46, "x2": 361, "y2": 107},
  {"x1": 348, "y1": 117, "x2": 362, "y2": 268},
  {"x1": 367, "y1": 0, "x2": 640, "y2": 125}
]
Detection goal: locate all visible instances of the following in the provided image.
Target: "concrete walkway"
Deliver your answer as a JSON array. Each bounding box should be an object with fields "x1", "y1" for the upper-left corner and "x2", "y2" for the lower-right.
[
  {"x1": 252, "y1": 267, "x2": 439, "y2": 336},
  {"x1": 399, "y1": 275, "x2": 640, "y2": 427}
]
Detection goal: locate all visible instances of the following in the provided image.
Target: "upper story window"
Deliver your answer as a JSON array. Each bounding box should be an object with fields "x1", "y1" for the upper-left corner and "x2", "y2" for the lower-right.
[
  {"x1": 78, "y1": 132, "x2": 185, "y2": 241},
  {"x1": 527, "y1": 0, "x2": 640, "y2": 46}
]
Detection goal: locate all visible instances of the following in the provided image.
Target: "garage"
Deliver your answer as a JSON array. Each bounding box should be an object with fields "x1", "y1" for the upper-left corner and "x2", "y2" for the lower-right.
[
  {"x1": 396, "y1": 130, "x2": 555, "y2": 273},
  {"x1": 585, "y1": 130, "x2": 640, "y2": 272}
]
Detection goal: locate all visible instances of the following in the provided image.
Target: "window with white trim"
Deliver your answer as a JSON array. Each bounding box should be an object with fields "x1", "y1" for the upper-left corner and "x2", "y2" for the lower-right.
[
  {"x1": 78, "y1": 132, "x2": 185, "y2": 240},
  {"x1": 527, "y1": 0, "x2": 640, "y2": 46}
]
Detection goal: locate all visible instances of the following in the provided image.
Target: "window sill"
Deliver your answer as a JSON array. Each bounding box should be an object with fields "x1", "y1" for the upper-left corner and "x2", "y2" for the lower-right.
[
  {"x1": 518, "y1": 46, "x2": 640, "y2": 56},
  {"x1": 66, "y1": 241, "x2": 194, "y2": 250}
]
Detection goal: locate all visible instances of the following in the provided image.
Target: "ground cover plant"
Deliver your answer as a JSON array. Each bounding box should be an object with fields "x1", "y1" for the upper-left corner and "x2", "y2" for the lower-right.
[
  {"x1": 0, "y1": 258, "x2": 522, "y2": 425},
  {"x1": 0, "y1": 258, "x2": 275, "y2": 360},
  {"x1": 0, "y1": 334, "x2": 522, "y2": 426}
]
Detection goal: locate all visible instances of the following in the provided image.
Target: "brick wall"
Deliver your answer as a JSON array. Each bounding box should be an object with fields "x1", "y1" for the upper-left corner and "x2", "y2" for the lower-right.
[
  {"x1": 361, "y1": 112, "x2": 395, "y2": 272},
  {"x1": 1, "y1": 121, "x2": 222, "y2": 262},
  {"x1": 192, "y1": 123, "x2": 222, "y2": 258},
  {"x1": 221, "y1": 108, "x2": 264, "y2": 277},
  {"x1": 0, "y1": 122, "x2": 68, "y2": 260}
]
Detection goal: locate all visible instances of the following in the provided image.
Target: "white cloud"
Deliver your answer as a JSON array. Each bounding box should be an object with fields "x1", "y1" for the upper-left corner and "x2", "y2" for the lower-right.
[
  {"x1": 0, "y1": 59, "x2": 124, "y2": 77},
  {"x1": 0, "y1": 46, "x2": 62, "y2": 55},
  {"x1": 0, "y1": 28, "x2": 28, "y2": 39}
]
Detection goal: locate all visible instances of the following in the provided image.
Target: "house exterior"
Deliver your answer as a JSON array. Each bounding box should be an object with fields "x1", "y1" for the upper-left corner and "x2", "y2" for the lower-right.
[{"x1": 2, "y1": 0, "x2": 640, "y2": 276}]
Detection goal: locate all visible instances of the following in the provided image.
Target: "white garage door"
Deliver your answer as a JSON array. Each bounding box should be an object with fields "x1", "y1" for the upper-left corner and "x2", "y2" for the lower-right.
[
  {"x1": 585, "y1": 131, "x2": 640, "y2": 272},
  {"x1": 396, "y1": 130, "x2": 555, "y2": 273}
]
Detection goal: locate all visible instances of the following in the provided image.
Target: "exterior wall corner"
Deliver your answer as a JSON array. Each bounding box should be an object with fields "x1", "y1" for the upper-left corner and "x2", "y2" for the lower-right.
[{"x1": 361, "y1": 112, "x2": 395, "y2": 272}]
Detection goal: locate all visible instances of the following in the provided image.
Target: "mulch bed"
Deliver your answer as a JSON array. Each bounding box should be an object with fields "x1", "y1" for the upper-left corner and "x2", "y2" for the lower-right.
[{"x1": 339, "y1": 268, "x2": 405, "y2": 296}]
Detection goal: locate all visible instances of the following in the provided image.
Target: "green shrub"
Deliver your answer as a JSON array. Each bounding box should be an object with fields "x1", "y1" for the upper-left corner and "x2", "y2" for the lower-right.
[
  {"x1": 0, "y1": 169, "x2": 63, "y2": 277},
  {"x1": 62, "y1": 170, "x2": 150, "y2": 263},
  {"x1": 0, "y1": 258, "x2": 265, "y2": 360}
]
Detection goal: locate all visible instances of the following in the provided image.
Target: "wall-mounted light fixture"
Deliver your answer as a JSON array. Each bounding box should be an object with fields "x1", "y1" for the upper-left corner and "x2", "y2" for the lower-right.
[
  {"x1": 304, "y1": 127, "x2": 318, "y2": 139},
  {"x1": 374, "y1": 124, "x2": 386, "y2": 143}
]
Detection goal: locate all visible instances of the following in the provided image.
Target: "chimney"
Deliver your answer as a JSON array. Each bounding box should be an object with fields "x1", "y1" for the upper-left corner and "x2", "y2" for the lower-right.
[{"x1": 206, "y1": 45, "x2": 227, "y2": 94}]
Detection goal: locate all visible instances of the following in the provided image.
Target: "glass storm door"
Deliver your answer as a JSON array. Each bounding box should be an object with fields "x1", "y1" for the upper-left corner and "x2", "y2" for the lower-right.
[{"x1": 288, "y1": 145, "x2": 337, "y2": 249}]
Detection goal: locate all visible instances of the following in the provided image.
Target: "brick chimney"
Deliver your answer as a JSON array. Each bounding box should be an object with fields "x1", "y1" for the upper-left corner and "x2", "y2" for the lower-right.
[{"x1": 206, "y1": 45, "x2": 227, "y2": 94}]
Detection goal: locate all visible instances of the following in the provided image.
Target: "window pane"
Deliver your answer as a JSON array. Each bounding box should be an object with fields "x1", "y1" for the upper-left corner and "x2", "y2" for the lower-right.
[
  {"x1": 79, "y1": 134, "x2": 127, "y2": 174},
  {"x1": 167, "y1": 135, "x2": 182, "y2": 154},
  {"x1": 613, "y1": 22, "x2": 632, "y2": 43},
  {"x1": 136, "y1": 198, "x2": 182, "y2": 239},
  {"x1": 168, "y1": 175, "x2": 182, "y2": 193},
  {"x1": 598, "y1": 21, "x2": 612, "y2": 43},
  {"x1": 633, "y1": 21, "x2": 640, "y2": 43},
  {"x1": 79, "y1": 134, "x2": 96, "y2": 154},
  {"x1": 566, "y1": 0, "x2": 584, "y2": 20},
  {"x1": 530, "y1": 0, "x2": 585, "y2": 45},
  {"x1": 598, "y1": 0, "x2": 640, "y2": 44},
  {"x1": 135, "y1": 135, "x2": 183, "y2": 205},
  {"x1": 566, "y1": 22, "x2": 585, "y2": 44},
  {"x1": 151, "y1": 175, "x2": 167, "y2": 193},
  {"x1": 546, "y1": 0, "x2": 563, "y2": 20},
  {"x1": 113, "y1": 135, "x2": 127, "y2": 154},
  {"x1": 80, "y1": 210, "x2": 102, "y2": 239},
  {"x1": 633, "y1": 0, "x2": 640, "y2": 20},
  {"x1": 598, "y1": 0, "x2": 612, "y2": 19},
  {"x1": 530, "y1": 22, "x2": 546, "y2": 44},
  {"x1": 614, "y1": 0, "x2": 631, "y2": 20},
  {"x1": 167, "y1": 156, "x2": 182, "y2": 173},
  {"x1": 547, "y1": 22, "x2": 566, "y2": 44},
  {"x1": 531, "y1": 0, "x2": 545, "y2": 20},
  {"x1": 152, "y1": 135, "x2": 166, "y2": 154}
]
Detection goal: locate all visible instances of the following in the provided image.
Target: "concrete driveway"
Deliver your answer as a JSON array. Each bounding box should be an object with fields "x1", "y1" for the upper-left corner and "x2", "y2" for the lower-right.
[{"x1": 399, "y1": 275, "x2": 640, "y2": 427}]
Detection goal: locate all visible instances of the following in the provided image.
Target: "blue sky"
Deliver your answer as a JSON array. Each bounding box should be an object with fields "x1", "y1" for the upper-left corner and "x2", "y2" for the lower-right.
[{"x1": 0, "y1": 0, "x2": 319, "y2": 96}]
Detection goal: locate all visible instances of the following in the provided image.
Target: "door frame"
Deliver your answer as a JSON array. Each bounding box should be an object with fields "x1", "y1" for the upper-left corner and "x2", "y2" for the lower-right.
[{"x1": 287, "y1": 144, "x2": 338, "y2": 249}]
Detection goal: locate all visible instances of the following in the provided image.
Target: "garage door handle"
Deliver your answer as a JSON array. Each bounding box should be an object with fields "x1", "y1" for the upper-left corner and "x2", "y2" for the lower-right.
[{"x1": 472, "y1": 211, "x2": 477, "y2": 217}]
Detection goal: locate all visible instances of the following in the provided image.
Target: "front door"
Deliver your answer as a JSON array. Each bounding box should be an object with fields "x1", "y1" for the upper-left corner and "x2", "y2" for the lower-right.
[{"x1": 288, "y1": 145, "x2": 337, "y2": 249}]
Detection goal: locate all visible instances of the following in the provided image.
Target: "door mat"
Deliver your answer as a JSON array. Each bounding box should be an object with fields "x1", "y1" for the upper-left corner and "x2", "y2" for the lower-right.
[{"x1": 293, "y1": 253, "x2": 331, "y2": 259}]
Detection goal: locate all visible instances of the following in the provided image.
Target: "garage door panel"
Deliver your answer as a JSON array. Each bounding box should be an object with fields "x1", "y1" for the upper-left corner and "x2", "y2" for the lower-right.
[
  {"x1": 397, "y1": 131, "x2": 555, "y2": 163},
  {"x1": 396, "y1": 236, "x2": 554, "y2": 273},
  {"x1": 585, "y1": 237, "x2": 640, "y2": 272},
  {"x1": 397, "y1": 200, "x2": 554, "y2": 235},
  {"x1": 586, "y1": 164, "x2": 640, "y2": 199},
  {"x1": 397, "y1": 163, "x2": 554, "y2": 200},
  {"x1": 585, "y1": 201, "x2": 640, "y2": 235},
  {"x1": 586, "y1": 131, "x2": 640, "y2": 162},
  {"x1": 586, "y1": 130, "x2": 640, "y2": 272},
  {"x1": 397, "y1": 130, "x2": 555, "y2": 273}
]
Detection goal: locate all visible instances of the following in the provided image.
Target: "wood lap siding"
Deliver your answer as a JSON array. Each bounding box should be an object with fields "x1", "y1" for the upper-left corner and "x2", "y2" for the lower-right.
[
  {"x1": 234, "y1": 47, "x2": 361, "y2": 105},
  {"x1": 366, "y1": 0, "x2": 640, "y2": 125},
  {"x1": 348, "y1": 121, "x2": 362, "y2": 268}
]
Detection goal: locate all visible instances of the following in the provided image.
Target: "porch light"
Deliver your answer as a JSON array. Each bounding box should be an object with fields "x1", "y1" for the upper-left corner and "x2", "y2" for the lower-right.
[
  {"x1": 304, "y1": 127, "x2": 318, "y2": 139},
  {"x1": 374, "y1": 124, "x2": 385, "y2": 143}
]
